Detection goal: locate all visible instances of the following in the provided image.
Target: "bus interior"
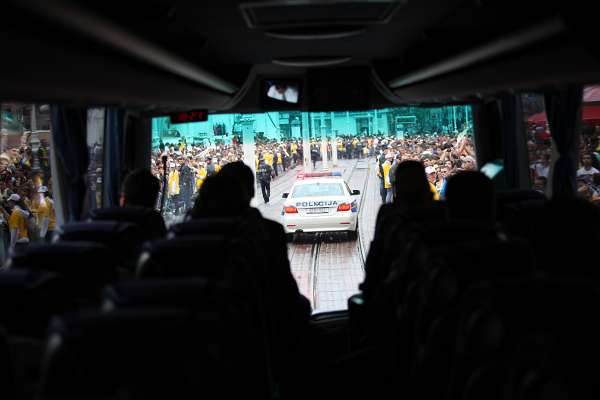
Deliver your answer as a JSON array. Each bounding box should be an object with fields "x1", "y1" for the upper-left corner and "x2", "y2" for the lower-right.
[{"x1": 2, "y1": 0, "x2": 600, "y2": 399}]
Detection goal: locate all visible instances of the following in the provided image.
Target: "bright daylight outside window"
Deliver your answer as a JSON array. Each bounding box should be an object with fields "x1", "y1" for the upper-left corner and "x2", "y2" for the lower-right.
[
  {"x1": 0, "y1": 103, "x2": 53, "y2": 262},
  {"x1": 151, "y1": 105, "x2": 474, "y2": 312},
  {"x1": 576, "y1": 85, "x2": 600, "y2": 204},
  {"x1": 523, "y1": 86, "x2": 600, "y2": 203}
]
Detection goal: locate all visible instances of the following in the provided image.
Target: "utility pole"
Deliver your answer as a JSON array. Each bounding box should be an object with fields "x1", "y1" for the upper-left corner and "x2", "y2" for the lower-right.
[
  {"x1": 373, "y1": 109, "x2": 378, "y2": 136},
  {"x1": 346, "y1": 111, "x2": 351, "y2": 134},
  {"x1": 241, "y1": 117, "x2": 257, "y2": 206},
  {"x1": 302, "y1": 112, "x2": 312, "y2": 172},
  {"x1": 30, "y1": 104, "x2": 41, "y2": 171},
  {"x1": 464, "y1": 106, "x2": 469, "y2": 131},
  {"x1": 452, "y1": 106, "x2": 457, "y2": 132},
  {"x1": 320, "y1": 112, "x2": 328, "y2": 171},
  {"x1": 0, "y1": 104, "x2": 6, "y2": 153},
  {"x1": 330, "y1": 111, "x2": 338, "y2": 166}
]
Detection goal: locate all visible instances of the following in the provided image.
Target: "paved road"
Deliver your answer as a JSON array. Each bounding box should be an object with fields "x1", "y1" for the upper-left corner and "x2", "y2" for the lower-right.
[{"x1": 263, "y1": 158, "x2": 381, "y2": 313}]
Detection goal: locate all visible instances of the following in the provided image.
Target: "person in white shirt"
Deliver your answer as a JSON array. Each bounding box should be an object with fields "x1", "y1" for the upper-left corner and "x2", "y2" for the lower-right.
[
  {"x1": 577, "y1": 153, "x2": 600, "y2": 182},
  {"x1": 531, "y1": 154, "x2": 551, "y2": 178},
  {"x1": 267, "y1": 84, "x2": 298, "y2": 104}
]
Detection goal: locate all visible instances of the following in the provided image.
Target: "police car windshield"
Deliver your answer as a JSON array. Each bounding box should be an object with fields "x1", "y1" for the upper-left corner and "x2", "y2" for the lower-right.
[{"x1": 292, "y1": 182, "x2": 344, "y2": 198}]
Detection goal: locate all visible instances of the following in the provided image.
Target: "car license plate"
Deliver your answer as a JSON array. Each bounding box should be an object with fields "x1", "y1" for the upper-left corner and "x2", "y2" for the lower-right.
[{"x1": 306, "y1": 207, "x2": 330, "y2": 214}]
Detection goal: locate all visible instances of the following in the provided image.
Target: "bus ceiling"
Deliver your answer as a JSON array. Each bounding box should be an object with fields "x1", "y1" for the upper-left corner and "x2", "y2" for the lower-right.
[{"x1": 2, "y1": 1, "x2": 600, "y2": 110}]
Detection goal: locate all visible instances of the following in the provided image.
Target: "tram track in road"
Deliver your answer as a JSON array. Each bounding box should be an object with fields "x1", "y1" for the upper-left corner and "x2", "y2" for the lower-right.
[
  {"x1": 286, "y1": 159, "x2": 366, "y2": 311},
  {"x1": 356, "y1": 158, "x2": 372, "y2": 268},
  {"x1": 309, "y1": 233, "x2": 322, "y2": 311}
]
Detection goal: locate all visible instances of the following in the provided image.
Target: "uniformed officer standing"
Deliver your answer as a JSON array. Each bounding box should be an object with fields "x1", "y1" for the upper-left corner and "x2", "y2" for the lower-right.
[{"x1": 256, "y1": 158, "x2": 273, "y2": 203}]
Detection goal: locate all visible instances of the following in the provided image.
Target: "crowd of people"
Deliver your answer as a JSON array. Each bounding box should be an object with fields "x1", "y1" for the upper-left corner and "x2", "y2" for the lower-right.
[
  {"x1": 527, "y1": 122, "x2": 600, "y2": 204},
  {"x1": 151, "y1": 138, "x2": 306, "y2": 214},
  {"x1": 154, "y1": 124, "x2": 600, "y2": 214},
  {"x1": 0, "y1": 137, "x2": 55, "y2": 261},
  {"x1": 374, "y1": 133, "x2": 477, "y2": 204},
  {"x1": 151, "y1": 133, "x2": 480, "y2": 213}
]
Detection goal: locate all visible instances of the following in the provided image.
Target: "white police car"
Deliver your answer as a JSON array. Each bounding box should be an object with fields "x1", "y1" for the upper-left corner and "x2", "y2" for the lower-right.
[{"x1": 281, "y1": 172, "x2": 360, "y2": 240}]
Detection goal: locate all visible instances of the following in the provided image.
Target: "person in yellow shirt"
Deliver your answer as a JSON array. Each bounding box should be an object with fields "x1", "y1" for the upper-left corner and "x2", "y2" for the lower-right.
[
  {"x1": 37, "y1": 186, "x2": 56, "y2": 242},
  {"x1": 383, "y1": 153, "x2": 394, "y2": 203},
  {"x1": 167, "y1": 163, "x2": 180, "y2": 214},
  {"x1": 7, "y1": 194, "x2": 30, "y2": 251},
  {"x1": 425, "y1": 166, "x2": 441, "y2": 201},
  {"x1": 429, "y1": 182, "x2": 441, "y2": 201},
  {"x1": 168, "y1": 164, "x2": 180, "y2": 197},
  {"x1": 264, "y1": 151, "x2": 274, "y2": 168},
  {"x1": 196, "y1": 163, "x2": 207, "y2": 190}
]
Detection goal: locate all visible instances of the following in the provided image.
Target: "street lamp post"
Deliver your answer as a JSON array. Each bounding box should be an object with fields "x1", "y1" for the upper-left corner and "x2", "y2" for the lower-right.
[
  {"x1": 320, "y1": 112, "x2": 328, "y2": 171},
  {"x1": 30, "y1": 104, "x2": 41, "y2": 171},
  {"x1": 302, "y1": 112, "x2": 312, "y2": 172},
  {"x1": 330, "y1": 111, "x2": 338, "y2": 166}
]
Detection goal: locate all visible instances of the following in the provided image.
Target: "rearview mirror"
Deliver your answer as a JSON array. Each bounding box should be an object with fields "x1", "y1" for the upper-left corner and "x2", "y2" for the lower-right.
[
  {"x1": 352, "y1": 190, "x2": 360, "y2": 195},
  {"x1": 282, "y1": 193, "x2": 289, "y2": 198}
]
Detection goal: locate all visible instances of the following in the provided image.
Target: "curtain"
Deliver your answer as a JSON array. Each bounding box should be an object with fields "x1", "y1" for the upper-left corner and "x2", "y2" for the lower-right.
[
  {"x1": 50, "y1": 106, "x2": 89, "y2": 221},
  {"x1": 501, "y1": 96, "x2": 520, "y2": 189},
  {"x1": 545, "y1": 86, "x2": 583, "y2": 197},
  {"x1": 103, "y1": 108, "x2": 125, "y2": 207}
]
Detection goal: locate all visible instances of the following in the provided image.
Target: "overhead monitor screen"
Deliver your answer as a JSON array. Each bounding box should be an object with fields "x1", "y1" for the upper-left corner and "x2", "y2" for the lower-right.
[{"x1": 265, "y1": 80, "x2": 299, "y2": 104}]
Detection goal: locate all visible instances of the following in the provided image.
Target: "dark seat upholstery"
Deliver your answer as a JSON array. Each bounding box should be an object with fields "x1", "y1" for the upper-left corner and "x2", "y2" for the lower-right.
[
  {"x1": 103, "y1": 278, "x2": 230, "y2": 312},
  {"x1": 361, "y1": 221, "x2": 503, "y2": 394},
  {"x1": 0, "y1": 326, "x2": 15, "y2": 400},
  {"x1": 0, "y1": 270, "x2": 70, "y2": 337},
  {"x1": 136, "y1": 236, "x2": 232, "y2": 280},
  {"x1": 168, "y1": 218, "x2": 238, "y2": 238},
  {"x1": 57, "y1": 221, "x2": 144, "y2": 271},
  {"x1": 88, "y1": 206, "x2": 167, "y2": 241},
  {"x1": 39, "y1": 309, "x2": 236, "y2": 400},
  {"x1": 361, "y1": 203, "x2": 446, "y2": 300},
  {"x1": 407, "y1": 239, "x2": 535, "y2": 399},
  {"x1": 7, "y1": 242, "x2": 118, "y2": 301},
  {"x1": 449, "y1": 277, "x2": 600, "y2": 400},
  {"x1": 100, "y1": 279, "x2": 272, "y2": 397}
]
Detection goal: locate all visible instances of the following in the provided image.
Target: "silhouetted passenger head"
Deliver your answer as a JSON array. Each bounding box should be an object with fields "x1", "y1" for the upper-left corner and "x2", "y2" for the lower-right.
[
  {"x1": 191, "y1": 174, "x2": 249, "y2": 218},
  {"x1": 445, "y1": 171, "x2": 495, "y2": 224},
  {"x1": 393, "y1": 160, "x2": 433, "y2": 209},
  {"x1": 120, "y1": 168, "x2": 160, "y2": 208},
  {"x1": 218, "y1": 162, "x2": 255, "y2": 206}
]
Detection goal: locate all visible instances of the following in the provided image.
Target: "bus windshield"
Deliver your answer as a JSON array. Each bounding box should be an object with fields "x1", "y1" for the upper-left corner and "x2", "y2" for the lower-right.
[{"x1": 150, "y1": 104, "x2": 474, "y2": 313}]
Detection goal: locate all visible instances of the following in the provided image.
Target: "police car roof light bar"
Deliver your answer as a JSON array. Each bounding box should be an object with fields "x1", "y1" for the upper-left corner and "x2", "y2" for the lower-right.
[{"x1": 296, "y1": 171, "x2": 342, "y2": 179}]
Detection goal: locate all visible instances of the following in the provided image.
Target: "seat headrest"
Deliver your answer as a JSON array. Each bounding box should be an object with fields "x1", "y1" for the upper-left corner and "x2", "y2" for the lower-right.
[
  {"x1": 0, "y1": 270, "x2": 69, "y2": 336},
  {"x1": 42, "y1": 308, "x2": 227, "y2": 398},
  {"x1": 103, "y1": 278, "x2": 230, "y2": 311},
  {"x1": 0, "y1": 269, "x2": 62, "y2": 292},
  {"x1": 137, "y1": 236, "x2": 230, "y2": 279},
  {"x1": 169, "y1": 218, "x2": 238, "y2": 238},
  {"x1": 8, "y1": 242, "x2": 118, "y2": 285},
  {"x1": 58, "y1": 221, "x2": 143, "y2": 240},
  {"x1": 89, "y1": 206, "x2": 156, "y2": 221},
  {"x1": 50, "y1": 308, "x2": 192, "y2": 339}
]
